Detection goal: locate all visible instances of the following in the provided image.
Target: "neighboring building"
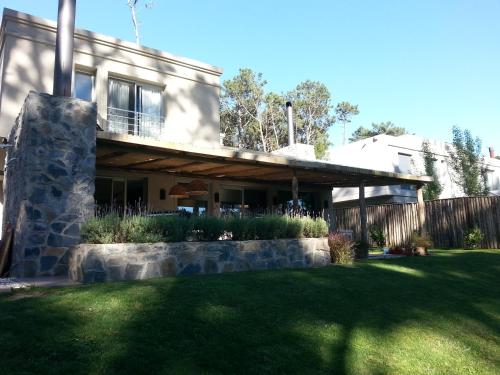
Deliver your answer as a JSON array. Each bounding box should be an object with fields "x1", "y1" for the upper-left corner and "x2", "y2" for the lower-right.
[
  {"x1": 329, "y1": 134, "x2": 500, "y2": 207},
  {"x1": 0, "y1": 8, "x2": 429, "y2": 224}
]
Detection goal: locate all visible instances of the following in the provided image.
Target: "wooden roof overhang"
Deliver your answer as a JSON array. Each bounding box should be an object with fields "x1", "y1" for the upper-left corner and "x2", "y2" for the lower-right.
[{"x1": 96, "y1": 132, "x2": 433, "y2": 189}]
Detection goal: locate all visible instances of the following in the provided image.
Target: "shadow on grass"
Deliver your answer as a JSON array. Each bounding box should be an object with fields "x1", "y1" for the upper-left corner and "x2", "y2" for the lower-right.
[{"x1": 0, "y1": 250, "x2": 499, "y2": 375}]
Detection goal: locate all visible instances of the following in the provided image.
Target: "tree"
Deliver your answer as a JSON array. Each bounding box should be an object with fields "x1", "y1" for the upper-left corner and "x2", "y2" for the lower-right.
[
  {"x1": 447, "y1": 126, "x2": 489, "y2": 196},
  {"x1": 127, "y1": 0, "x2": 154, "y2": 45},
  {"x1": 335, "y1": 101, "x2": 359, "y2": 144},
  {"x1": 220, "y1": 68, "x2": 274, "y2": 152},
  {"x1": 421, "y1": 140, "x2": 443, "y2": 200},
  {"x1": 287, "y1": 81, "x2": 336, "y2": 158},
  {"x1": 349, "y1": 121, "x2": 407, "y2": 142}
]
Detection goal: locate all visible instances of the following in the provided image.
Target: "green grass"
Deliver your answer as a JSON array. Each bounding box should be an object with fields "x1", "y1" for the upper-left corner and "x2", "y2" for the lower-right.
[{"x1": 1, "y1": 250, "x2": 499, "y2": 375}]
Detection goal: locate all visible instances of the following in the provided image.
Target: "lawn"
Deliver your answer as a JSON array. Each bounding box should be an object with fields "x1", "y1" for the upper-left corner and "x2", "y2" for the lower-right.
[{"x1": 1, "y1": 250, "x2": 499, "y2": 375}]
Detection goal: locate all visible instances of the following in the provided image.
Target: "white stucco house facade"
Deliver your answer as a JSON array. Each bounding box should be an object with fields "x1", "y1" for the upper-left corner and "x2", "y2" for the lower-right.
[{"x1": 328, "y1": 134, "x2": 500, "y2": 207}]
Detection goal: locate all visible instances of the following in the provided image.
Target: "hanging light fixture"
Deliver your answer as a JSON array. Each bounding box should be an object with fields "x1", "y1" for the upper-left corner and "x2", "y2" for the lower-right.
[
  {"x1": 185, "y1": 179, "x2": 208, "y2": 196},
  {"x1": 168, "y1": 184, "x2": 189, "y2": 198}
]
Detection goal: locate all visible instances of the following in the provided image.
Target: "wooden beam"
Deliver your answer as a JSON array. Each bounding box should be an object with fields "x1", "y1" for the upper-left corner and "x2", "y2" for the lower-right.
[
  {"x1": 95, "y1": 165, "x2": 314, "y2": 188},
  {"x1": 96, "y1": 151, "x2": 127, "y2": 162},
  {"x1": 121, "y1": 157, "x2": 166, "y2": 168},
  {"x1": 416, "y1": 184, "x2": 427, "y2": 236},
  {"x1": 153, "y1": 161, "x2": 203, "y2": 172}
]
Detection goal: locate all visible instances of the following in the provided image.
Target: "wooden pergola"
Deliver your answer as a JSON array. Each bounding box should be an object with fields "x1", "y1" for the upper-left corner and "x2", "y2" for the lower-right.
[{"x1": 96, "y1": 132, "x2": 433, "y2": 241}]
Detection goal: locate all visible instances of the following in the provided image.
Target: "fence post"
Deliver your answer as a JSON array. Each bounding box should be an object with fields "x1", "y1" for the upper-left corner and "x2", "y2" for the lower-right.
[{"x1": 416, "y1": 184, "x2": 427, "y2": 236}]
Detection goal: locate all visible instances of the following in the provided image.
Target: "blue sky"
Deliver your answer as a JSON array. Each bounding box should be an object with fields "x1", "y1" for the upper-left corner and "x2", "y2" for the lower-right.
[{"x1": 1, "y1": 0, "x2": 499, "y2": 152}]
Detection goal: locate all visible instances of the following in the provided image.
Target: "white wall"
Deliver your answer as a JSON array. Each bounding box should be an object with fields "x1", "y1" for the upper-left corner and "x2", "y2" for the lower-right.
[
  {"x1": 329, "y1": 134, "x2": 500, "y2": 203},
  {"x1": 0, "y1": 9, "x2": 222, "y2": 148}
]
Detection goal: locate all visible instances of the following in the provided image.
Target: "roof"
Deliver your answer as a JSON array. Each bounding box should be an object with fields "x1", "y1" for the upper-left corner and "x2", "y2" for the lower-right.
[{"x1": 96, "y1": 132, "x2": 433, "y2": 188}]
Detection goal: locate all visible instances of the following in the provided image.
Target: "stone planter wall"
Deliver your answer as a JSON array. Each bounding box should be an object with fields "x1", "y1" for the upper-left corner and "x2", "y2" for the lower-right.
[{"x1": 69, "y1": 238, "x2": 331, "y2": 283}]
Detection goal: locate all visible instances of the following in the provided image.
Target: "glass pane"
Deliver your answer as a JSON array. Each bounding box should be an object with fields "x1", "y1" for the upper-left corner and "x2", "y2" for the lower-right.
[
  {"x1": 108, "y1": 79, "x2": 135, "y2": 134},
  {"x1": 139, "y1": 85, "x2": 162, "y2": 138},
  {"x1": 112, "y1": 180, "x2": 125, "y2": 212},
  {"x1": 95, "y1": 178, "x2": 112, "y2": 207},
  {"x1": 74, "y1": 72, "x2": 93, "y2": 101},
  {"x1": 126, "y1": 178, "x2": 147, "y2": 210}
]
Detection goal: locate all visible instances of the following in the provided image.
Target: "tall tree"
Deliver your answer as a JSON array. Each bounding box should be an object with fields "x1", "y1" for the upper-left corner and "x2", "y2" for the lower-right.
[
  {"x1": 335, "y1": 101, "x2": 359, "y2": 144},
  {"x1": 447, "y1": 126, "x2": 489, "y2": 196},
  {"x1": 127, "y1": 0, "x2": 154, "y2": 45},
  {"x1": 287, "y1": 81, "x2": 336, "y2": 158},
  {"x1": 421, "y1": 140, "x2": 443, "y2": 200},
  {"x1": 349, "y1": 121, "x2": 407, "y2": 142},
  {"x1": 220, "y1": 68, "x2": 270, "y2": 151}
]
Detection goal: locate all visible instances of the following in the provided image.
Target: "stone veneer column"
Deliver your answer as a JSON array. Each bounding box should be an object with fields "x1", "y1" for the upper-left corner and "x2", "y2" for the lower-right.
[{"x1": 3, "y1": 91, "x2": 96, "y2": 277}]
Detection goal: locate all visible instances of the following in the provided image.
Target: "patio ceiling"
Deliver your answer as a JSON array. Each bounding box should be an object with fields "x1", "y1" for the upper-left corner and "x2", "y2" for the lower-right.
[{"x1": 96, "y1": 132, "x2": 433, "y2": 188}]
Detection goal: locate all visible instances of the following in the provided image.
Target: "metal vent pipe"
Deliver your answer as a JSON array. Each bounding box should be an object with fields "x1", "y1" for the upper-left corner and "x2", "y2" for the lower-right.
[
  {"x1": 53, "y1": 0, "x2": 76, "y2": 97},
  {"x1": 286, "y1": 101, "x2": 294, "y2": 146}
]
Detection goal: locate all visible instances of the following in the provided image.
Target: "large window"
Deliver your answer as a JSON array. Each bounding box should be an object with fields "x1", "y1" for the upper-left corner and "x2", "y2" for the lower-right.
[
  {"x1": 94, "y1": 177, "x2": 148, "y2": 214},
  {"x1": 73, "y1": 71, "x2": 94, "y2": 101},
  {"x1": 107, "y1": 78, "x2": 163, "y2": 138}
]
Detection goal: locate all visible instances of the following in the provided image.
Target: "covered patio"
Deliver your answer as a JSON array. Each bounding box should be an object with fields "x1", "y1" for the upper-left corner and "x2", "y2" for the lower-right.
[{"x1": 95, "y1": 132, "x2": 432, "y2": 242}]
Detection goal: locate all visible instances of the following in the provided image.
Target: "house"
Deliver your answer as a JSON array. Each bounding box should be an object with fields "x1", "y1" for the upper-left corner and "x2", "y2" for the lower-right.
[
  {"x1": 328, "y1": 134, "x2": 500, "y2": 208},
  {"x1": 0, "y1": 8, "x2": 433, "y2": 277}
]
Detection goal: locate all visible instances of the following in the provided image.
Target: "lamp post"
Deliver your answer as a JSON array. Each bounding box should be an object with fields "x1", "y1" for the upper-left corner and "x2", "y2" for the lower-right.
[{"x1": 53, "y1": 0, "x2": 76, "y2": 97}]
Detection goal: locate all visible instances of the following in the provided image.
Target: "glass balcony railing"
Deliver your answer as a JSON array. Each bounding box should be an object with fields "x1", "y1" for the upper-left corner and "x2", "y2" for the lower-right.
[{"x1": 101, "y1": 107, "x2": 164, "y2": 139}]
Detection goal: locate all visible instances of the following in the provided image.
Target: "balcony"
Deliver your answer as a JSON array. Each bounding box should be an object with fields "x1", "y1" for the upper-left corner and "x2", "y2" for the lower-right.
[{"x1": 101, "y1": 107, "x2": 164, "y2": 139}]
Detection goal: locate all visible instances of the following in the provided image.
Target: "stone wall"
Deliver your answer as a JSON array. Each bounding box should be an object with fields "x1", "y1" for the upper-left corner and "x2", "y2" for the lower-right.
[
  {"x1": 69, "y1": 238, "x2": 332, "y2": 283},
  {"x1": 3, "y1": 92, "x2": 96, "y2": 277}
]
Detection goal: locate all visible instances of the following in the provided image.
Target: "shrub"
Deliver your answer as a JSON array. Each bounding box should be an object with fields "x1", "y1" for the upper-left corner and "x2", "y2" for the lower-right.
[
  {"x1": 286, "y1": 217, "x2": 304, "y2": 239},
  {"x1": 369, "y1": 225, "x2": 386, "y2": 247},
  {"x1": 118, "y1": 215, "x2": 165, "y2": 243},
  {"x1": 226, "y1": 217, "x2": 257, "y2": 241},
  {"x1": 328, "y1": 232, "x2": 355, "y2": 264},
  {"x1": 81, "y1": 214, "x2": 329, "y2": 244},
  {"x1": 193, "y1": 217, "x2": 225, "y2": 241},
  {"x1": 81, "y1": 214, "x2": 120, "y2": 244},
  {"x1": 410, "y1": 232, "x2": 432, "y2": 249},
  {"x1": 463, "y1": 227, "x2": 484, "y2": 249}
]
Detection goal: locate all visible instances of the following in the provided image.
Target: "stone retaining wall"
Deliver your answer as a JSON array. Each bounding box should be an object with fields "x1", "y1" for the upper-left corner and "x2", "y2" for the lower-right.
[{"x1": 69, "y1": 238, "x2": 331, "y2": 282}]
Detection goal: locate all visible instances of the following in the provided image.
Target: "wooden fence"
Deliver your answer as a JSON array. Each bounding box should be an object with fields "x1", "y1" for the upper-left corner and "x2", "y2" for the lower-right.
[{"x1": 332, "y1": 196, "x2": 500, "y2": 249}]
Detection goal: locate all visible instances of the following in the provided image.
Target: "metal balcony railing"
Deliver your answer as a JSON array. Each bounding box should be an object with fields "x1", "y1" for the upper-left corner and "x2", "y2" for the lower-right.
[{"x1": 101, "y1": 107, "x2": 164, "y2": 139}]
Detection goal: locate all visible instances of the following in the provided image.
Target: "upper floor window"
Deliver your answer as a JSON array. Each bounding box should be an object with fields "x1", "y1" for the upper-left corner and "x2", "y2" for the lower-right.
[
  {"x1": 397, "y1": 153, "x2": 412, "y2": 173},
  {"x1": 73, "y1": 71, "x2": 94, "y2": 101},
  {"x1": 106, "y1": 78, "x2": 164, "y2": 139}
]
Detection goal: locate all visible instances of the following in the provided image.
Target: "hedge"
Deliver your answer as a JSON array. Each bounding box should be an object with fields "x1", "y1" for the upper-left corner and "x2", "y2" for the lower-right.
[{"x1": 81, "y1": 215, "x2": 329, "y2": 244}]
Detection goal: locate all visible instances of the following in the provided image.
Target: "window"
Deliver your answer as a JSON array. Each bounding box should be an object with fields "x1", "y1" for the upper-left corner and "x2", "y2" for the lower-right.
[
  {"x1": 397, "y1": 153, "x2": 412, "y2": 173},
  {"x1": 107, "y1": 78, "x2": 163, "y2": 138},
  {"x1": 73, "y1": 72, "x2": 94, "y2": 101},
  {"x1": 94, "y1": 177, "x2": 148, "y2": 214}
]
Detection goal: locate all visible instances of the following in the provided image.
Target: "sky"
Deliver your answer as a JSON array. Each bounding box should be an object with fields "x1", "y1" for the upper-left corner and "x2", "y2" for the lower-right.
[{"x1": 1, "y1": 0, "x2": 499, "y2": 152}]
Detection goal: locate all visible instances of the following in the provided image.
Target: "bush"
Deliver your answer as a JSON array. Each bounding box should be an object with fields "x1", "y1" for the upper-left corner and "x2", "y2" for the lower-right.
[
  {"x1": 81, "y1": 214, "x2": 329, "y2": 244},
  {"x1": 328, "y1": 232, "x2": 355, "y2": 264},
  {"x1": 226, "y1": 217, "x2": 257, "y2": 241},
  {"x1": 81, "y1": 214, "x2": 120, "y2": 244},
  {"x1": 463, "y1": 227, "x2": 484, "y2": 249},
  {"x1": 410, "y1": 232, "x2": 432, "y2": 249},
  {"x1": 193, "y1": 217, "x2": 225, "y2": 241},
  {"x1": 369, "y1": 225, "x2": 386, "y2": 247},
  {"x1": 286, "y1": 218, "x2": 304, "y2": 239},
  {"x1": 118, "y1": 215, "x2": 165, "y2": 243}
]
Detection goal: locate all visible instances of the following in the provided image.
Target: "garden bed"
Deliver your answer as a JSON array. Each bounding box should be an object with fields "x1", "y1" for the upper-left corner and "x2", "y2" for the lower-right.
[{"x1": 69, "y1": 238, "x2": 331, "y2": 283}]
